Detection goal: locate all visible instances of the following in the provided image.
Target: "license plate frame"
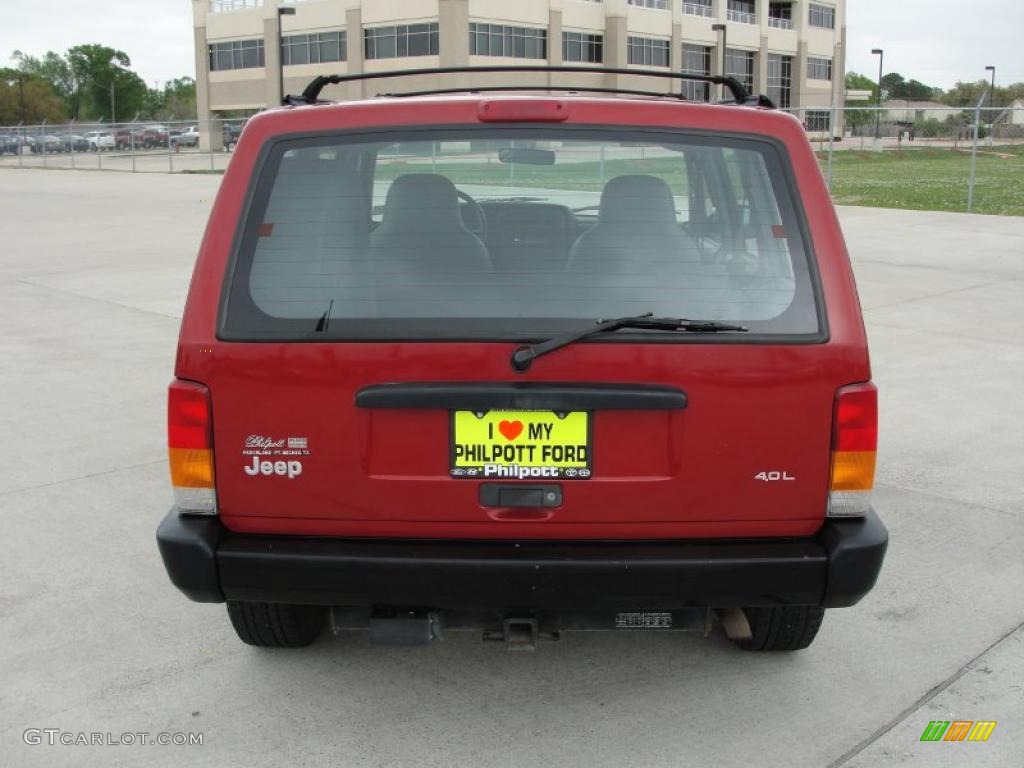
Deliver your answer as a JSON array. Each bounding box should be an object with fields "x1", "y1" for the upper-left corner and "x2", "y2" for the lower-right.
[{"x1": 449, "y1": 409, "x2": 593, "y2": 480}]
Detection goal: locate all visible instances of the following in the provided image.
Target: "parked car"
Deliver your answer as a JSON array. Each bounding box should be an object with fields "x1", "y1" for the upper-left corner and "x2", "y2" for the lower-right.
[
  {"x1": 31, "y1": 135, "x2": 64, "y2": 154},
  {"x1": 62, "y1": 134, "x2": 90, "y2": 152},
  {"x1": 142, "y1": 125, "x2": 170, "y2": 148},
  {"x1": 171, "y1": 126, "x2": 200, "y2": 148},
  {"x1": 115, "y1": 127, "x2": 146, "y2": 150},
  {"x1": 85, "y1": 131, "x2": 115, "y2": 151},
  {"x1": 158, "y1": 67, "x2": 887, "y2": 653},
  {"x1": 0, "y1": 133, "x2": 24, "y2": 155}
]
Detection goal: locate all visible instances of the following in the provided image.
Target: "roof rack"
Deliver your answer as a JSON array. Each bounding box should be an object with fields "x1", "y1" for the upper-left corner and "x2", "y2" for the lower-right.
[{"x1": 290, "y1": 66, "x2": 774, "y2": 108}]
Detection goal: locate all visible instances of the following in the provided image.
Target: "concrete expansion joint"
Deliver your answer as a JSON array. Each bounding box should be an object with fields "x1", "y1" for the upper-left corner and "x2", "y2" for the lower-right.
[{"x1": 825, "y1": 617, "x2": 1024, "y2": 768}]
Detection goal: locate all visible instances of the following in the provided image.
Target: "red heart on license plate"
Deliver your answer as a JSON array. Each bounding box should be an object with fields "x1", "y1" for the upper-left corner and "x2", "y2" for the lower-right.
[{"x1": 498, "y1": 420, "x2": 523, "y2": 441}]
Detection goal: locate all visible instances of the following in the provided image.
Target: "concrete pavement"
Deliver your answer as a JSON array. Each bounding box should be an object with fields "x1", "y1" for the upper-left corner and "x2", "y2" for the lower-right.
[{"x1": 0, "y1": 169, "x2": 1021, "y2": 767}]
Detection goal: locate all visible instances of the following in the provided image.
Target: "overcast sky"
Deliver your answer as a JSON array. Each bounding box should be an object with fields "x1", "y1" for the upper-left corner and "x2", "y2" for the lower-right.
[{"x1": 2, "y1": 0, "x2": 1022, "y2": 90}]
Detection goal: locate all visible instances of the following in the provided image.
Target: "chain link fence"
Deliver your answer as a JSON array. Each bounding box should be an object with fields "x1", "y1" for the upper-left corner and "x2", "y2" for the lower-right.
[
  {"x1": 0, "y1": 118, "x2": 249, "y2": 174},
  {"x1": 1, "y1": 106, "x2": 1022, "y2": 215}
]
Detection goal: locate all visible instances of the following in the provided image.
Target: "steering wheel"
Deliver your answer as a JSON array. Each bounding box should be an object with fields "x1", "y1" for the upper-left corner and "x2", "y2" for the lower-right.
[{"x1": 457, "y1": 189, "x2": 488, "y2": 241}]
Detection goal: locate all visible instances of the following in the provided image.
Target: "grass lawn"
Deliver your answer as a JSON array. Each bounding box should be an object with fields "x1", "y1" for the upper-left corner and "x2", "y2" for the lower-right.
[
  {"x1": 377, "y1": 143, "x2": 1024, "y2": 217},
  {"x1": 818, "y1": 145, "x2": 1024, "y2": 216}
]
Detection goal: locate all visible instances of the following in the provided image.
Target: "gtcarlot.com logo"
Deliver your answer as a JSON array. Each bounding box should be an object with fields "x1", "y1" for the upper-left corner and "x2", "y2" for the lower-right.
[
  {"x1": 23, "y1": 729, "x2": 203, "y2": 747},
  {"x1": 920, "y1": 720, "x2": 997, "y2": 743}
]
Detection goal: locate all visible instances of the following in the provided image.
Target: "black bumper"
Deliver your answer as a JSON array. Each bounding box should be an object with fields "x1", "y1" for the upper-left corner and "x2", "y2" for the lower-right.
[{"x1": 156, "y1": 511, "x2": 887, "y2": 611}]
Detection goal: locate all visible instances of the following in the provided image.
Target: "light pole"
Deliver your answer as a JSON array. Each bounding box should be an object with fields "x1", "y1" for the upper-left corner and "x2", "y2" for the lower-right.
[
  {"x1": 872, "y1": 49, "x2": 880, "y2": 141},
  {"x1": 871, "y1": 48, "x2": 884, "y2": 149},
  {"x1": 712, "y1": 23, "x2": 727, "y2": 101},
  {"x1": 984, "y1": 65, "x2": 996, "y2": 144},
  {"x1": 278, "y1": 5, "x2": 296, "y2": 105},
  {"x1": 17, "y1": 72, "x2": 26, "y2": 124}
]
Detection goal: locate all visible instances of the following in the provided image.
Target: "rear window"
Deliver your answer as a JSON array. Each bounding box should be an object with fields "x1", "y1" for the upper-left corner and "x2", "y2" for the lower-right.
[{"x1": 220, "y1": 125, "x2": 822, "y2": 341}]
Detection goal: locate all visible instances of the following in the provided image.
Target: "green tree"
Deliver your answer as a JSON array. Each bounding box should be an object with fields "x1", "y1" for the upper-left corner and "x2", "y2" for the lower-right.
[
  {"x1": 879, "y1": 72, "x2": 939, "y2": 101},
  {"x1": 0, "y1": 68, "x2": 66, "y2": 123},
  {"x1": 843, "y1": 72, "x2": 876, "y2": 137},
  {"x1": 144, "y1": 77, "x2": 197, "y2": 120},
  {"x1": 1003, "y1": 83, "x2": 1024, "y2": 104},
  {"x1": 64, "y1": 44, "x2": 146, "y2": 121},
  {"x1": 941, "y1": 80, "x2": 990, "y2": 108},
  {"x1": 880, "y1": 72, "x2": 905, "y2": 99},
  {"x1": 903, "y1": 79, "x2": 937, "y2": 100},
  {"x1": 12, "y1": 49, "x2": 84, "y2": 119}
]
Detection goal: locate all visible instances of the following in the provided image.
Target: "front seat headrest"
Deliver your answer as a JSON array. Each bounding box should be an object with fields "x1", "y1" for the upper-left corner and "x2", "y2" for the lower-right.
[
  {"x1": 379, "y1": 173, "x2": 463, "y2": 231},
  {"x1": 598, "y1": 174, "x2": 679, "y2": 228}
]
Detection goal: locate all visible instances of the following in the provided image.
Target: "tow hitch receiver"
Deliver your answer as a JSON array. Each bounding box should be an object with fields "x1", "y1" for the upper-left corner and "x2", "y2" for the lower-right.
[{"x1": 483, "y1": 618, "x2": 559, "y2": 651}]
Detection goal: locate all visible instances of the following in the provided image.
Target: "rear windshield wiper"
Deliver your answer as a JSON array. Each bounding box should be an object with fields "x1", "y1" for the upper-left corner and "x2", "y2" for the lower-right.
[{"x1": 511, "y1": 313, "x2": 748, "y2": 372}]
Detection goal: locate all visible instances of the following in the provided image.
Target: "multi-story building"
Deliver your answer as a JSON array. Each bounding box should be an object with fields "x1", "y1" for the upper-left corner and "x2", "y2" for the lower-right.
[{"x1": 192, "y1": 0, "x2": 846, "y2": 148}]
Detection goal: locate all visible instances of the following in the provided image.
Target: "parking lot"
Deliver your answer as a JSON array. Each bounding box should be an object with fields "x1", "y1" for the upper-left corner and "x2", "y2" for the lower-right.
[{"x1": 0, "y1": 168, "x2": 1022, "y2": 767}]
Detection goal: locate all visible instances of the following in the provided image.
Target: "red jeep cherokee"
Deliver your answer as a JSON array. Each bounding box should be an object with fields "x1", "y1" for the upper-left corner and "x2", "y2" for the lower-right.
[{"x1": 158, "y1": 68, "x2": 886, "y2": 652}]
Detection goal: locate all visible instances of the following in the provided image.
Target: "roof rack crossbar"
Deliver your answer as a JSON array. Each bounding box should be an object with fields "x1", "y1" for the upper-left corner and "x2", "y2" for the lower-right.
[
  {"x1": 381, "y1": 85, "x2": 692, "y2": 101},
  {"x1": 295, "y1": 66, "x2": 763, "y2": 107}
]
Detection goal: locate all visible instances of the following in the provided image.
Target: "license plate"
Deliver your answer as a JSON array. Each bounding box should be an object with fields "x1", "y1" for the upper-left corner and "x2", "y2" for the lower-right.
[{"x1": 450, "y1": 410, "x2": 592, "y2": 479}]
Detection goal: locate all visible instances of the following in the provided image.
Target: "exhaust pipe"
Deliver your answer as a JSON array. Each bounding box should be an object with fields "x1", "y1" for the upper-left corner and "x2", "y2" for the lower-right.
[{"x1": 718, "y1": 608, "x2": 752, "y2": 641}]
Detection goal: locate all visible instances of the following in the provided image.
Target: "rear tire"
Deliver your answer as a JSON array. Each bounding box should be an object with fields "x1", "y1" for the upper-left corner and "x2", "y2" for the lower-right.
[
  {"x1": 226, "y1": 601, "x2": 326, "y2": 647},
  {"x1": 734, "y1": 606, "x2": 825, "y2": 652}
]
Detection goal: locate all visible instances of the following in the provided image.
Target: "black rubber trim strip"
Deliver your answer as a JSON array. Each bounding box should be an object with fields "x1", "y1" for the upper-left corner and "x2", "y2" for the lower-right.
[{"x1": 355, "y1": 383, "x2": 687, "y2": 411}]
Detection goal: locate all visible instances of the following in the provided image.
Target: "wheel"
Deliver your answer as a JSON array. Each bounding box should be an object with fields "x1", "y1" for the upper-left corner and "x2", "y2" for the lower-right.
[
  {"x1": 226, "y1": 600, "x2": 326, "y2": 647},
  {"x1": 733, "y1": 606, "x2": 825, "y2": 652}
]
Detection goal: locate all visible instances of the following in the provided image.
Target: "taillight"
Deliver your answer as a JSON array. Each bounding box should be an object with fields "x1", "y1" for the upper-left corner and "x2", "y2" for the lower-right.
[
  {"x1": 829, "y1": 382, "x2": 877, "y2": 518},
  {"x1": 168, "y1": 380, "x2": 216, "y2": 514}
]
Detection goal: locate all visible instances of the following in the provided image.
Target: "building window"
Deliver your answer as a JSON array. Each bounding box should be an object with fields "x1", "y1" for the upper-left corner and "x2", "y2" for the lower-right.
[
  {"x1": 209, "y1": 39, "x2": 265, "y2": 71},
  {"x1": 364, "y1": 23, "x2": 439, "y2": 59},
  {"x1": 809, "y1": 3, "x2": 835, "y2": 29},
  {"x1": 282, "y1": 31, "x2": 346, "y2": 66},
  {"x1": 628, "y1": 0, "x2": 669, "y2": 8},
  {"x1": 725, "y1": 48, "x2": 754, "y2": 93},
  {"x1": 469, "y1": 23, "x2": 547, "y2": 59},
  {"x1": 681, "y1": 43, "x2": 712, "y2": 101},
  {"x1": 768, "y1": 2, "x2": 794, "y2": 29},
  {"x1": 563, "y1": 32, "x2": 603, "y2": 63},
  {"x1": 805, "y1": 110, "x2": 832, "y2": 132},
  {"x1": 727, "y1": 0, "x2": 756, "y2": 24},
  {"x1": 628, "y1": 36, "x2": 671, "y2": 67},
  {"x1": 767, "y1": 54, "x2": 792, "y2": 109},
  {"x1": 683, "y1": 0, "x2": 714, "y2": 17},
  {"x1": 807, "y1": 56, "x2": 833, "y2": 81}
]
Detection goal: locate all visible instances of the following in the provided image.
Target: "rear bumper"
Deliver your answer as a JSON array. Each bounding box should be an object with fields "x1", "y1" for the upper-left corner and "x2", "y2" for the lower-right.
[{"x1": 157, "y1": 510, "x2": 887, "y2": 611}]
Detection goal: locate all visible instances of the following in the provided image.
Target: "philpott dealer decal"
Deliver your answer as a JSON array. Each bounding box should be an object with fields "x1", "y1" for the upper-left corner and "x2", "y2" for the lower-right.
[{"x1": 242, "y1": 435, "x2": 309, "y2": 479}]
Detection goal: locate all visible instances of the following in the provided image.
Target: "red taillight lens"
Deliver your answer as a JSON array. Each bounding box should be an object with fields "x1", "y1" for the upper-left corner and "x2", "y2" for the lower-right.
[
  {"x1": 168, "y1": 381, "x2": 212, "y2": 450},
  {"x1": 833, "y1": 385, "x2": 878, "y2": 453},
  {"x1": 168, "y1": 380, "x2": 216, "y2": 513},
  {"x1": 829, "y1": 383, "x2": 878, "y2": 517}
]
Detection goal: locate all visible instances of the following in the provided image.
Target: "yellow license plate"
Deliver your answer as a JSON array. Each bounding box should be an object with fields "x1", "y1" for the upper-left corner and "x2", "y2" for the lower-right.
[{"x1": 450, "y1": 410, "x2": 592, "y2": 480}]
